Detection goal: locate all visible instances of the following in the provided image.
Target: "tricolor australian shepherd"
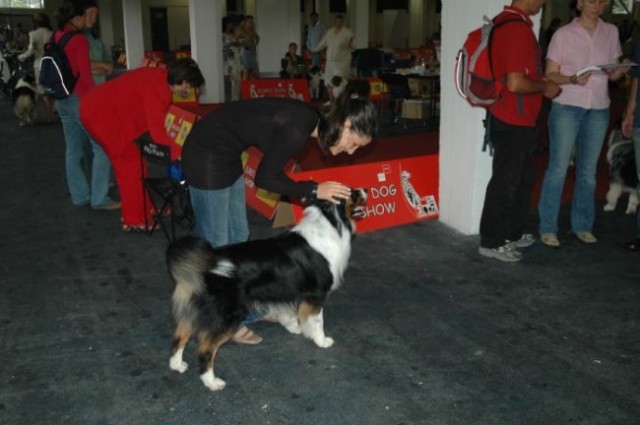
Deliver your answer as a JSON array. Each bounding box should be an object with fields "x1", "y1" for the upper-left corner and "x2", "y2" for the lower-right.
[
  {"x1": 603, "y1": 129, "x2": 638, "y2": 215},
  {"x1": 166, "y1": 188, "x2": 367, "y2": 391}
]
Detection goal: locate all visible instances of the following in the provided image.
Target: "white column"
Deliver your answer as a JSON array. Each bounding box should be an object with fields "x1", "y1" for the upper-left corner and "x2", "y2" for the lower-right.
[
  {"x1": 188, "y1": 0, "x2": 224, "y2": 103},
  {"x1": 439, "y1": 0, "x2": 543, "y2": 234},
  {"x1": 408, "y1": 0, "x2": 425, "y2": 48},
  {"x1": 255, "y1": 0, "x2": 301, "y2": 75},
  {"x1": 99, "y1": 0, "x2": 115, "y2": 49},
  {"x1": 122, "y1": 0, "x2": 144, "y2": 70},
  {"x1": 348, "y1": 0, "x2": 369, "y2": 49}
]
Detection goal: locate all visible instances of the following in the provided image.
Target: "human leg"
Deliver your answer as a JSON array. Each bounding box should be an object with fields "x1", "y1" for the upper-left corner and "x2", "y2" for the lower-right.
[
  {"x1": 311, "y1": 52, "x2": 322, "y2": 69},
  {"x1": 110, "y1": 140, "x2": 151, "y2": 228},
  {"x1": 570, "y1": 108, "x2": 609, "y2": 235},
  {"x1": 88, "y1": 137, "x2": 116, "y2": 209},
  {"x1": 506, "y1": 126, "x2": 537, "y2": 242},
  {"x1": 633, "y1": 128, "x2": 640, "y2": 240},
  {"x1": 227, "y1": 175, "x2": 250, "y2": 244},
  {"x1": 480, "y1": 116, "x2": 534, "y2": 249},
  {"x1": 43, "y1": 94, "x2": 55, "y2": 122},
  {"x1": 56, "y1": 95, "x2": 90, "y2": 206},
  {"x1": 537, "y1": 103, "x2": 584, "y2": 236},
  {"x1": 190, "y1": 185, "x2": 232, "y2": 248}
]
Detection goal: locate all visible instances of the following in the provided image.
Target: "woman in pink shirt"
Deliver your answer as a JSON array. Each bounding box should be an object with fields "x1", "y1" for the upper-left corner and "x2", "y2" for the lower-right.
[
  {"x1": 55, "y1": 0, "x2": 117, "y2": 211},
  {"x1": 537, "y1": 0, "x2": 628, "y2": 247}
]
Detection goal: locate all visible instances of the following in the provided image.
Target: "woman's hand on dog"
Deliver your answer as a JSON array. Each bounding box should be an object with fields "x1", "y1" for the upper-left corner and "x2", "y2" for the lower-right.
[{"x1": 317, "y1": 182, "x2": 351, "y2": 204}]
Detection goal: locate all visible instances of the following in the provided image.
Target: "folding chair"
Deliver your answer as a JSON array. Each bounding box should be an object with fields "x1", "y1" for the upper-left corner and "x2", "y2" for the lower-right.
[
  {"x1": 137, "y1": 134, "x2": 195, "y2": 241},
  {"x1": 380, "y1": 72, "x2": 414, "y2": 125}
]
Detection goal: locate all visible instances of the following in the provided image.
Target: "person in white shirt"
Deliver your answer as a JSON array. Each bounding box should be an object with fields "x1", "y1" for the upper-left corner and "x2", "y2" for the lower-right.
[
  {"x1": 311, "y1": 15, "x2": 354, "y2": 101},
  {"x1": 18, "y1": 12, "x2": 55, "y2": 122}
]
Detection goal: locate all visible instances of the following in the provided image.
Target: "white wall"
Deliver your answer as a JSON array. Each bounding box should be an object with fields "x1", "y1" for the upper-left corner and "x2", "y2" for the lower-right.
[{"x1": 255, "y1": 0, "x2": 301, "y2": 74}]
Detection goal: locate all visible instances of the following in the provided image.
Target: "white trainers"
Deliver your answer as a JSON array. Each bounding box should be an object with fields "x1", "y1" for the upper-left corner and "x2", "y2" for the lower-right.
[
  {"x1": 478, "y1": 244, "x2": 523, "y2": 262},
  {"x1": 507, "y1": 233, "x2": 536, "y2": 249}
]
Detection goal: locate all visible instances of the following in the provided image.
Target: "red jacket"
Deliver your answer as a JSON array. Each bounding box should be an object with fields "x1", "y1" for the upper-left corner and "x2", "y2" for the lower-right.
[{"x1": 80, "y1": 67, "x2": 177, "y2": 157}]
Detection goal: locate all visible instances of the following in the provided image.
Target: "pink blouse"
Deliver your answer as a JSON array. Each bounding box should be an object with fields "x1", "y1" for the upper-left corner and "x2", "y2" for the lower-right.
[{"x1": 546, "y1": 18, "x2": 621, "y2": 109}]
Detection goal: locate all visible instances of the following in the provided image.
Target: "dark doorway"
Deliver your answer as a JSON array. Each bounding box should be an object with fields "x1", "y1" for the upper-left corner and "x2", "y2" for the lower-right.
[{"x1": 150, "y1": 7, "x2": 169, "y2": 52}]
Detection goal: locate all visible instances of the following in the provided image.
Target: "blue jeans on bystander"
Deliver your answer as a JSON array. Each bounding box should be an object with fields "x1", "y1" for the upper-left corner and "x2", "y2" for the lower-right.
[
  {"x1": 538, "y1": 103, "x2": 609, "y2": 235},
  {"x1": 56, "y1": 94, "x2": 113, "y2": 208},
  {"x1": 189, "y1": 176, "x2": 250, "y2": 248}
]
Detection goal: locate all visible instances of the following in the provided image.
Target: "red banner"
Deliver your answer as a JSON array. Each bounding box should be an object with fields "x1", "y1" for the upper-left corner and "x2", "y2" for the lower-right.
[
  {"x1": 242, "y1": 147, "x2": 297, "y2": 219},
  {"x1": 240, "y1": 79, "x2": 310, "y2": 102},
  {"x1": 283, "y1": 155, "x2": 439, "y2": 233},
  {"x1": 165, "y1": 105, "x2": 198, "y2": 147}
]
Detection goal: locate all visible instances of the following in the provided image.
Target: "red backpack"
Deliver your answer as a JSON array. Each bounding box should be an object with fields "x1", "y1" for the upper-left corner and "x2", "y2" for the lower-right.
[{"x1": 454, "y1": 16, "x2": 527, "y2": 108}]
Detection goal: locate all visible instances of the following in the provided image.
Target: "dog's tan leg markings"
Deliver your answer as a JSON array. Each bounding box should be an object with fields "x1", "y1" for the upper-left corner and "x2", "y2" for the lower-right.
[
  {"x1": 169, "y1": 324, "x2": 192, "y2": 373},
  {"x1": 298, "y1": 301, "x2": 334, "y2": 348},
  {"x1": 198, "y1": 330, "x2": 233, "y2": 391}
]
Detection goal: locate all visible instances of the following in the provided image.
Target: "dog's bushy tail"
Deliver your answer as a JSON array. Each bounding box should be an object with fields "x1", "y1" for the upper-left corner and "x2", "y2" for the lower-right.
[{"x1": 166, "y1": 235, "x2": 216, "y2": 298}]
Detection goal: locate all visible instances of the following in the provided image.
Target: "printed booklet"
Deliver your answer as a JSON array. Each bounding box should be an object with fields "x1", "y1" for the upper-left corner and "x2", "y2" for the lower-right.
[{"x1": 576, "y1": 62, "x2": 638, "y2": 76}]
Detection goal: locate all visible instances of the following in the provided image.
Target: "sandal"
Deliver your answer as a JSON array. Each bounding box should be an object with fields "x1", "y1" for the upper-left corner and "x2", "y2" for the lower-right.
[
  {"x1": 232, "y1": 326, "x2": 263, "y2": 345},
  {"x1": 122, "y1": 222, "x2": 160, "y2": 233},
  {"x1": 624, "y1": 238, "x2": 640, "y2": 252}
]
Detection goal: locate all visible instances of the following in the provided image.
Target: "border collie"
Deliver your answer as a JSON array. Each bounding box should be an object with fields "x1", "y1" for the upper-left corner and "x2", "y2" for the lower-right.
[
  {"x1": 12, "y1": 75, "x2": 37, "y2": 127},
  {"x1": 166, "y1": 189, "x2": 367, "y2": 391},
  {"x1": 604, "y1": 129, "x2": 638, "y2": 215}
]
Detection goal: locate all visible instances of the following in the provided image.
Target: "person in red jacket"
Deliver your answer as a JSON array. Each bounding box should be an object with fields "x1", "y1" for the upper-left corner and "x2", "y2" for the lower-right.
[{"x1": 80, "y1": 59, "x2": 205, "y2": 232}]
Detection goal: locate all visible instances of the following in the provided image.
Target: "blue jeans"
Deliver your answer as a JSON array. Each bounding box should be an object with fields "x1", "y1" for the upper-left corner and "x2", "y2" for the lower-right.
[
  {"x1": 538, "y1": 103, "x2": 609, "y2": 235},
  {"x1": 310, "y1": 52, "x2": 322, "y2": 69},
  {"x1": 57, "y1": 94, "x2": 113, "y2": 208},
  {"x1": 633, "y1": 128, "x2": 640, "y2": 238},
  {"x1": 189, "y1": 176, "x2": 249, "y2": 248}
]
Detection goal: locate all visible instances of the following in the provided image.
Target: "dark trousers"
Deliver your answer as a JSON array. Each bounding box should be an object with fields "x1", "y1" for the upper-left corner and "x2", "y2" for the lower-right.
[{"x1": 480, "y1": 115, "x2": 537, "y2": 248}]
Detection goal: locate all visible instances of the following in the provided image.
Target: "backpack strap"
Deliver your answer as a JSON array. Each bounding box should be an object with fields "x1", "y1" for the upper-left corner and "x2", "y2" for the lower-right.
[{"x1": 52, "y1": 30, "x2": 80, "y2": 49}]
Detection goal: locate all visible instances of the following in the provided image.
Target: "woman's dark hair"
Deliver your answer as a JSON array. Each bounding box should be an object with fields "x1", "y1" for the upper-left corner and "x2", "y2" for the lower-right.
[
  {"x1": 317, "y1": 80, "x2": 377, "y2": 152},
  {"x1": 167, "y1": 58, "x2": 206, "y2": 88},
  {"x1": 33, "y1": 12, "x2": 51, "y2": 30},
  {"x1": 55, "y1": 0, "x2": 89, "y2": 30}
]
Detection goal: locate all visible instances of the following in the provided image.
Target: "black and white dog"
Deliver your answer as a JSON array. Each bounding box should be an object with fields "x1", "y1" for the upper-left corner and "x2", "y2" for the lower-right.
[
  {"x1": 166, "y1": 189, "x2": 367, "y2": 391},
  {"x1": 12, "y1": 74, "x2": 37, "y2": 127},
  {"x1": 604, "y1": 129, "x2": 638, "y2": 215}
]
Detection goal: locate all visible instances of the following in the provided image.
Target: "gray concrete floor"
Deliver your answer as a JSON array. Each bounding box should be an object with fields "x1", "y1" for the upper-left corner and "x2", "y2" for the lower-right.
[{"x1": 0, "y1": 101, "x2": 639, "y2": 425}]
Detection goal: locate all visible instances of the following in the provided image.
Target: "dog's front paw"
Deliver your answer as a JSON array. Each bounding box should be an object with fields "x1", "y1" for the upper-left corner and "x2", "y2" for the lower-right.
[
  {"x1": 625, "y1": 206, "x2": 637, "y2": 215},
  {"x1": 603, "y1": 203, "x2": 616, "y2": 212},
  {"x1": 201, "y1": 373, "x2": 226, "y2": 391},
  {"x1": 314, "y1": 336, "x2": 334, "y2": 348},
  {"x1": 169, "y1": 358, "x2": 188, "y2": 373}
]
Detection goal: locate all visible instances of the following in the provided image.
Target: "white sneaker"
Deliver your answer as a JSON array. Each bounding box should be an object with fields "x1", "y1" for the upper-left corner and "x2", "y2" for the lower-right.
[
  {"x1": 507, "y1": 233, "x2": 536, "y2": 249},
  {"x1": 478, "y1": 244, "x2": 523, "y2": 262}
]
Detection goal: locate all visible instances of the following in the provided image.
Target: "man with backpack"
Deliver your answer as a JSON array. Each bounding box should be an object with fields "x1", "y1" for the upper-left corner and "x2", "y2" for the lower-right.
[{"x1": 477, "y1": 0, "x2": 561, "y2": 262}]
